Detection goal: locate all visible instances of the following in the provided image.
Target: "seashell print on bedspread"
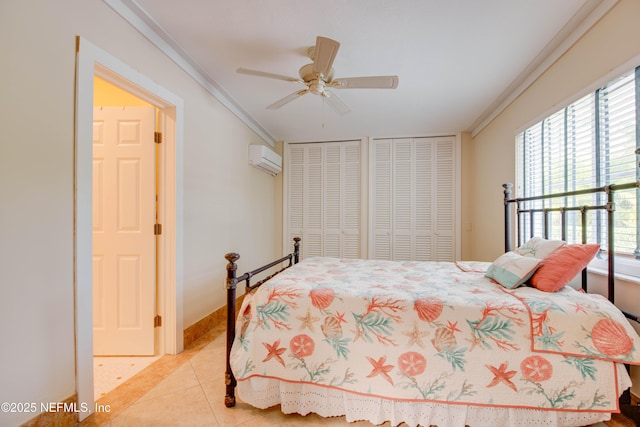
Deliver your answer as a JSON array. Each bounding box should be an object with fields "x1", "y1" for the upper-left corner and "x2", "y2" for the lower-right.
[
  {"x1": 230, "y1": 257, "x2": 640, "y2": 412},
  {"x1": 505, "y1": 285, "x2": 640, "y2": 363}
]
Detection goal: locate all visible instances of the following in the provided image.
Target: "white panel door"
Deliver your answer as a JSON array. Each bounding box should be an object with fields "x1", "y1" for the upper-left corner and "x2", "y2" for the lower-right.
[{"x1": 93, "y1": 106, "x2": 156, "y2": 356}]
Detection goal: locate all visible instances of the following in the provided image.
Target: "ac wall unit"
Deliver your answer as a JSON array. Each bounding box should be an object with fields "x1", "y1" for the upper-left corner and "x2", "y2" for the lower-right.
[{"x1": 248, "y1": 144, "x2": 282, "y2": 176}]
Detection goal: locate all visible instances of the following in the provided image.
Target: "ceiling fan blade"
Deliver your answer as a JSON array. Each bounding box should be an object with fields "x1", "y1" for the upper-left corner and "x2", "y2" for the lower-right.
[
  {"x1": 331, "y1": 75, "x2": 399, "y2": 89},
  {"x1": 266, "y1": 90, "x2": 309, "y2": 110},
  {"x1": 324, "y1": 91, "x2": 350, "y2": 115},
  {"x1": 237, "y1": 67, "x2": 302, "y2": 83},
  {"x1": 312, "y1": 36, "x2": 340, "y2": 78}
]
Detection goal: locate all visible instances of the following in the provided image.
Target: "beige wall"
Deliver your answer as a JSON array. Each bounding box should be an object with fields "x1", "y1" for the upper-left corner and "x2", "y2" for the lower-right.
[
  {"x1": 0, "y1": 1, "x2": 281, "y2": 425},
  {"x1": 470, "y1": 0, "x2": 640, "y2": 261}
]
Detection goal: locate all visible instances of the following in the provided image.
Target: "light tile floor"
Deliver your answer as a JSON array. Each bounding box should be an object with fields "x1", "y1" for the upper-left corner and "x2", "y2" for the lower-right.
[
  {"x1": 80, "y1": 323, "x2": 358, "y2": 426},
  {"x1": 79, "y1": 323, "x2": 631, "y2": 427}
]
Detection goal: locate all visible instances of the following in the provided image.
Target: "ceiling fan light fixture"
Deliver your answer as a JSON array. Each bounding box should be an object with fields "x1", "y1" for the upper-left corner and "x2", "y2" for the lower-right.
[{"x1": 308, "y1": 80, "x2": 326, "y2": 95}]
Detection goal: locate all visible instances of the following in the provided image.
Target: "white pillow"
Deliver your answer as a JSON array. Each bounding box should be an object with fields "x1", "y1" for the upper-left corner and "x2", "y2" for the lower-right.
[
  {"x1": 485, "y1": 251, "x2": 542, "y2": 289},
  {"x1": 515, "y1": 236, "x2": 565, "y2": 259}
]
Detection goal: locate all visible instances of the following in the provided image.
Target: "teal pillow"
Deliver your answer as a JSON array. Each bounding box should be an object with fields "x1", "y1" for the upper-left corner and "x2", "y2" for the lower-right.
[{"x1": 485, "y1": 251, "x2": 541, "y2": 289}]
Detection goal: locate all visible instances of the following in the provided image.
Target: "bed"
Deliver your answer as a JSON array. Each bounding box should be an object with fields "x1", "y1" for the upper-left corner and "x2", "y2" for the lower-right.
[{"x1": 223, "y1": 183, "x2": 640, "y2": 427}]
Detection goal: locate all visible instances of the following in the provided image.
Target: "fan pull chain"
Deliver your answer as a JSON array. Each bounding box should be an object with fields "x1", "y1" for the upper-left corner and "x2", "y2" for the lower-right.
[{"x1": 322, "y1": 96, "x2": 326, "y2": 128}]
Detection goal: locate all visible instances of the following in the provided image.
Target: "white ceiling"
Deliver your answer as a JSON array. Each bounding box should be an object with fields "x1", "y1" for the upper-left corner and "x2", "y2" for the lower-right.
[{"x1": 107, "y1": 0, "x2": 612, "y2": 144}]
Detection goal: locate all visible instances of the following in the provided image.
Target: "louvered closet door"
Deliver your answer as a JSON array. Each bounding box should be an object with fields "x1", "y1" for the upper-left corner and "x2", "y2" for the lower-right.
[
  {"x1": 342, "y1": 143, "x2": 361, "y2": 258},
  {"x1": 371, "y1": 136, "x2": 456, "y2": 261},
  {"x1": 372, "y1": 140, "x2": 392, "y2": 259},
  {"x1": 286, "y1": 141, "x2": 362, "y2": 259},
  {"x1": 323, "y1": 144, "x2": 342, "y2": 257},
  {"x1": 305, "y1": 145, "x2": 323, "y2": 257},
  {"x1": 414, "y1": 138, "x2": 433, "y2": 260},
  {"x1": 433, "y1": 138, "x2": 455, "y2": 261},
  {"x1": 393, "y1": 139, "x2": 414, "y2": 260}
]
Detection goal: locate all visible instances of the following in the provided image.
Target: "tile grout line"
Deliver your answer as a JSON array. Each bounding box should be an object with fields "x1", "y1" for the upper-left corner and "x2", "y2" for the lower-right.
[{"x1": 198, "y1": 379, "x2": 222, "y2": 427}]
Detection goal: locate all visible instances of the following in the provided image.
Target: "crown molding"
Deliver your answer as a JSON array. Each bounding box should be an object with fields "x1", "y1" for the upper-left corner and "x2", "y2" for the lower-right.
[
  {"x1": 470, "y1": 0, "x2": 619, "y2": 138},
  {"x1": 103, "y1": 0, "x2": 277, "y2": 147}
]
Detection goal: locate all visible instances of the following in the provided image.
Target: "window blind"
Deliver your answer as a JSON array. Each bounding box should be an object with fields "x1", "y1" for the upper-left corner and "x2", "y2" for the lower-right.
[{"x1": 517, "y1": 67, "x2": 639, "y2": 257}]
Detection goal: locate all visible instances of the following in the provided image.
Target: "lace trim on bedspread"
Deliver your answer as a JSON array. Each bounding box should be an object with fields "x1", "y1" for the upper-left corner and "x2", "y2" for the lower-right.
[{"x1": 236, "y1": 364, "x2": 630, "y2": 427}]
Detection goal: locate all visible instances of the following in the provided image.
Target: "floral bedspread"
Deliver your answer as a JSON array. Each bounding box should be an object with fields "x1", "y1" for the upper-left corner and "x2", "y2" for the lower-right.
[{"x1": 230, "y1": 257, "x2": 640, "y2": 412}]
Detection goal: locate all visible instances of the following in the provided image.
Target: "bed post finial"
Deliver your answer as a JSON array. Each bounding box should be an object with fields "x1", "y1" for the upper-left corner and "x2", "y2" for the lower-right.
[
  {"x1": 225, "y1": 252, "x2": 240, "y2": 283},
  {"x1": 293, "y1": 237, "x2": 301, "y2": 264},
  {"x1": 503, "y1": 183, "x2": 513, "y2": 252},
  {"x1": 503, "y1": 183, "x2": 513, "y2": 201},
  {"x1": 224, "y1": 252, "x2": 239, "y2": 407}
]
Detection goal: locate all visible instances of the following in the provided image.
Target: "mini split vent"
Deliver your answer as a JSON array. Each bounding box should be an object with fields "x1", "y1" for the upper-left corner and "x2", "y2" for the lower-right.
[{"x1": 249, "y1": 144, "x2": 282, "y2": 176}]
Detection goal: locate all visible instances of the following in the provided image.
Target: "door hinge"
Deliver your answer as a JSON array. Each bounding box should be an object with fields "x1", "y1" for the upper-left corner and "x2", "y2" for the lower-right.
[
  {"x1": 154, "y1": 223, "x2": 162, "y2": 235},
  {"x1": 154, "y1": 315, "x2": 162, "y2": 328},
  {"x1": 154, "y1": 132, "x2": 162, "y2": 144}
]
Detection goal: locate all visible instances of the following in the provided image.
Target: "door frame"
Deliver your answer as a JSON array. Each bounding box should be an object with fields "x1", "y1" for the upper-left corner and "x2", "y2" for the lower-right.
[{"x1": 75, "y1": 37, "x2": 184, "y2": 420}]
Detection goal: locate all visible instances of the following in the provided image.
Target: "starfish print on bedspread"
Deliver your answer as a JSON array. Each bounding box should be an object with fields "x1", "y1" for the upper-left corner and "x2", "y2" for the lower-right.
[
  {"x1": 402, "y1": 322, "x2": 429, "y2": 348},
  {"x1": 366, "y1": 355, "x2": 395, "y2": 385},
  {"x1": 262, "y1": 339, "x2": 286, "y2": 366},
  {"x1": 486, "y1": 362, "x2": 517, "y2": 392},
  {"x1": 297, "y1": 309, "x2": 320, "y2": 332}
]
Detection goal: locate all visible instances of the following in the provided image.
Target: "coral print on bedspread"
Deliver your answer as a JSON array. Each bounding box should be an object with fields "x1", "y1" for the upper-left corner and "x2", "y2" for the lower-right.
[{"x1": 230, "y1": 257, "x2": 640, "y2": 412}]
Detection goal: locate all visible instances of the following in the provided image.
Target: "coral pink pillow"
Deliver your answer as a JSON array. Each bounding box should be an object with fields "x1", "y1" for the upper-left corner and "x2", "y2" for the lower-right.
[{"x1": 530, "y1": 244, "x2": 600, "y2": 292}]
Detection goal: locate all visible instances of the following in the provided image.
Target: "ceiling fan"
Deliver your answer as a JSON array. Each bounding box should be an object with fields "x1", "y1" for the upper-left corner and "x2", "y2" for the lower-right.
[{"x1": 237, "y1": 36, "x2": 399, "y2": 114}]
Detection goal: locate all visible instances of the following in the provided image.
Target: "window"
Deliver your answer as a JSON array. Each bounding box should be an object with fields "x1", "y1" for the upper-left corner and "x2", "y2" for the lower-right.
[{"x1": 516, "y1": 66, "x2": 639, "y2": 268}]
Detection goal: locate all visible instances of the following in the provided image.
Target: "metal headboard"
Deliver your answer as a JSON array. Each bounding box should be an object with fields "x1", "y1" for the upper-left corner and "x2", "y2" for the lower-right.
[{"x1": 503, "y1": 181, "x2": 640, "y2": 323}]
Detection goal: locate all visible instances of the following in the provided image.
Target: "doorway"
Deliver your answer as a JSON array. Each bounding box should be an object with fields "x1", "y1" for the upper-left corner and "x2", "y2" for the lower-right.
[
  {"x1": 92, "y1": 79, "x2": 159, "y2": 398},
  {"x1": 75, "y1": 37, "x2": 184, "y2": 421}
]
